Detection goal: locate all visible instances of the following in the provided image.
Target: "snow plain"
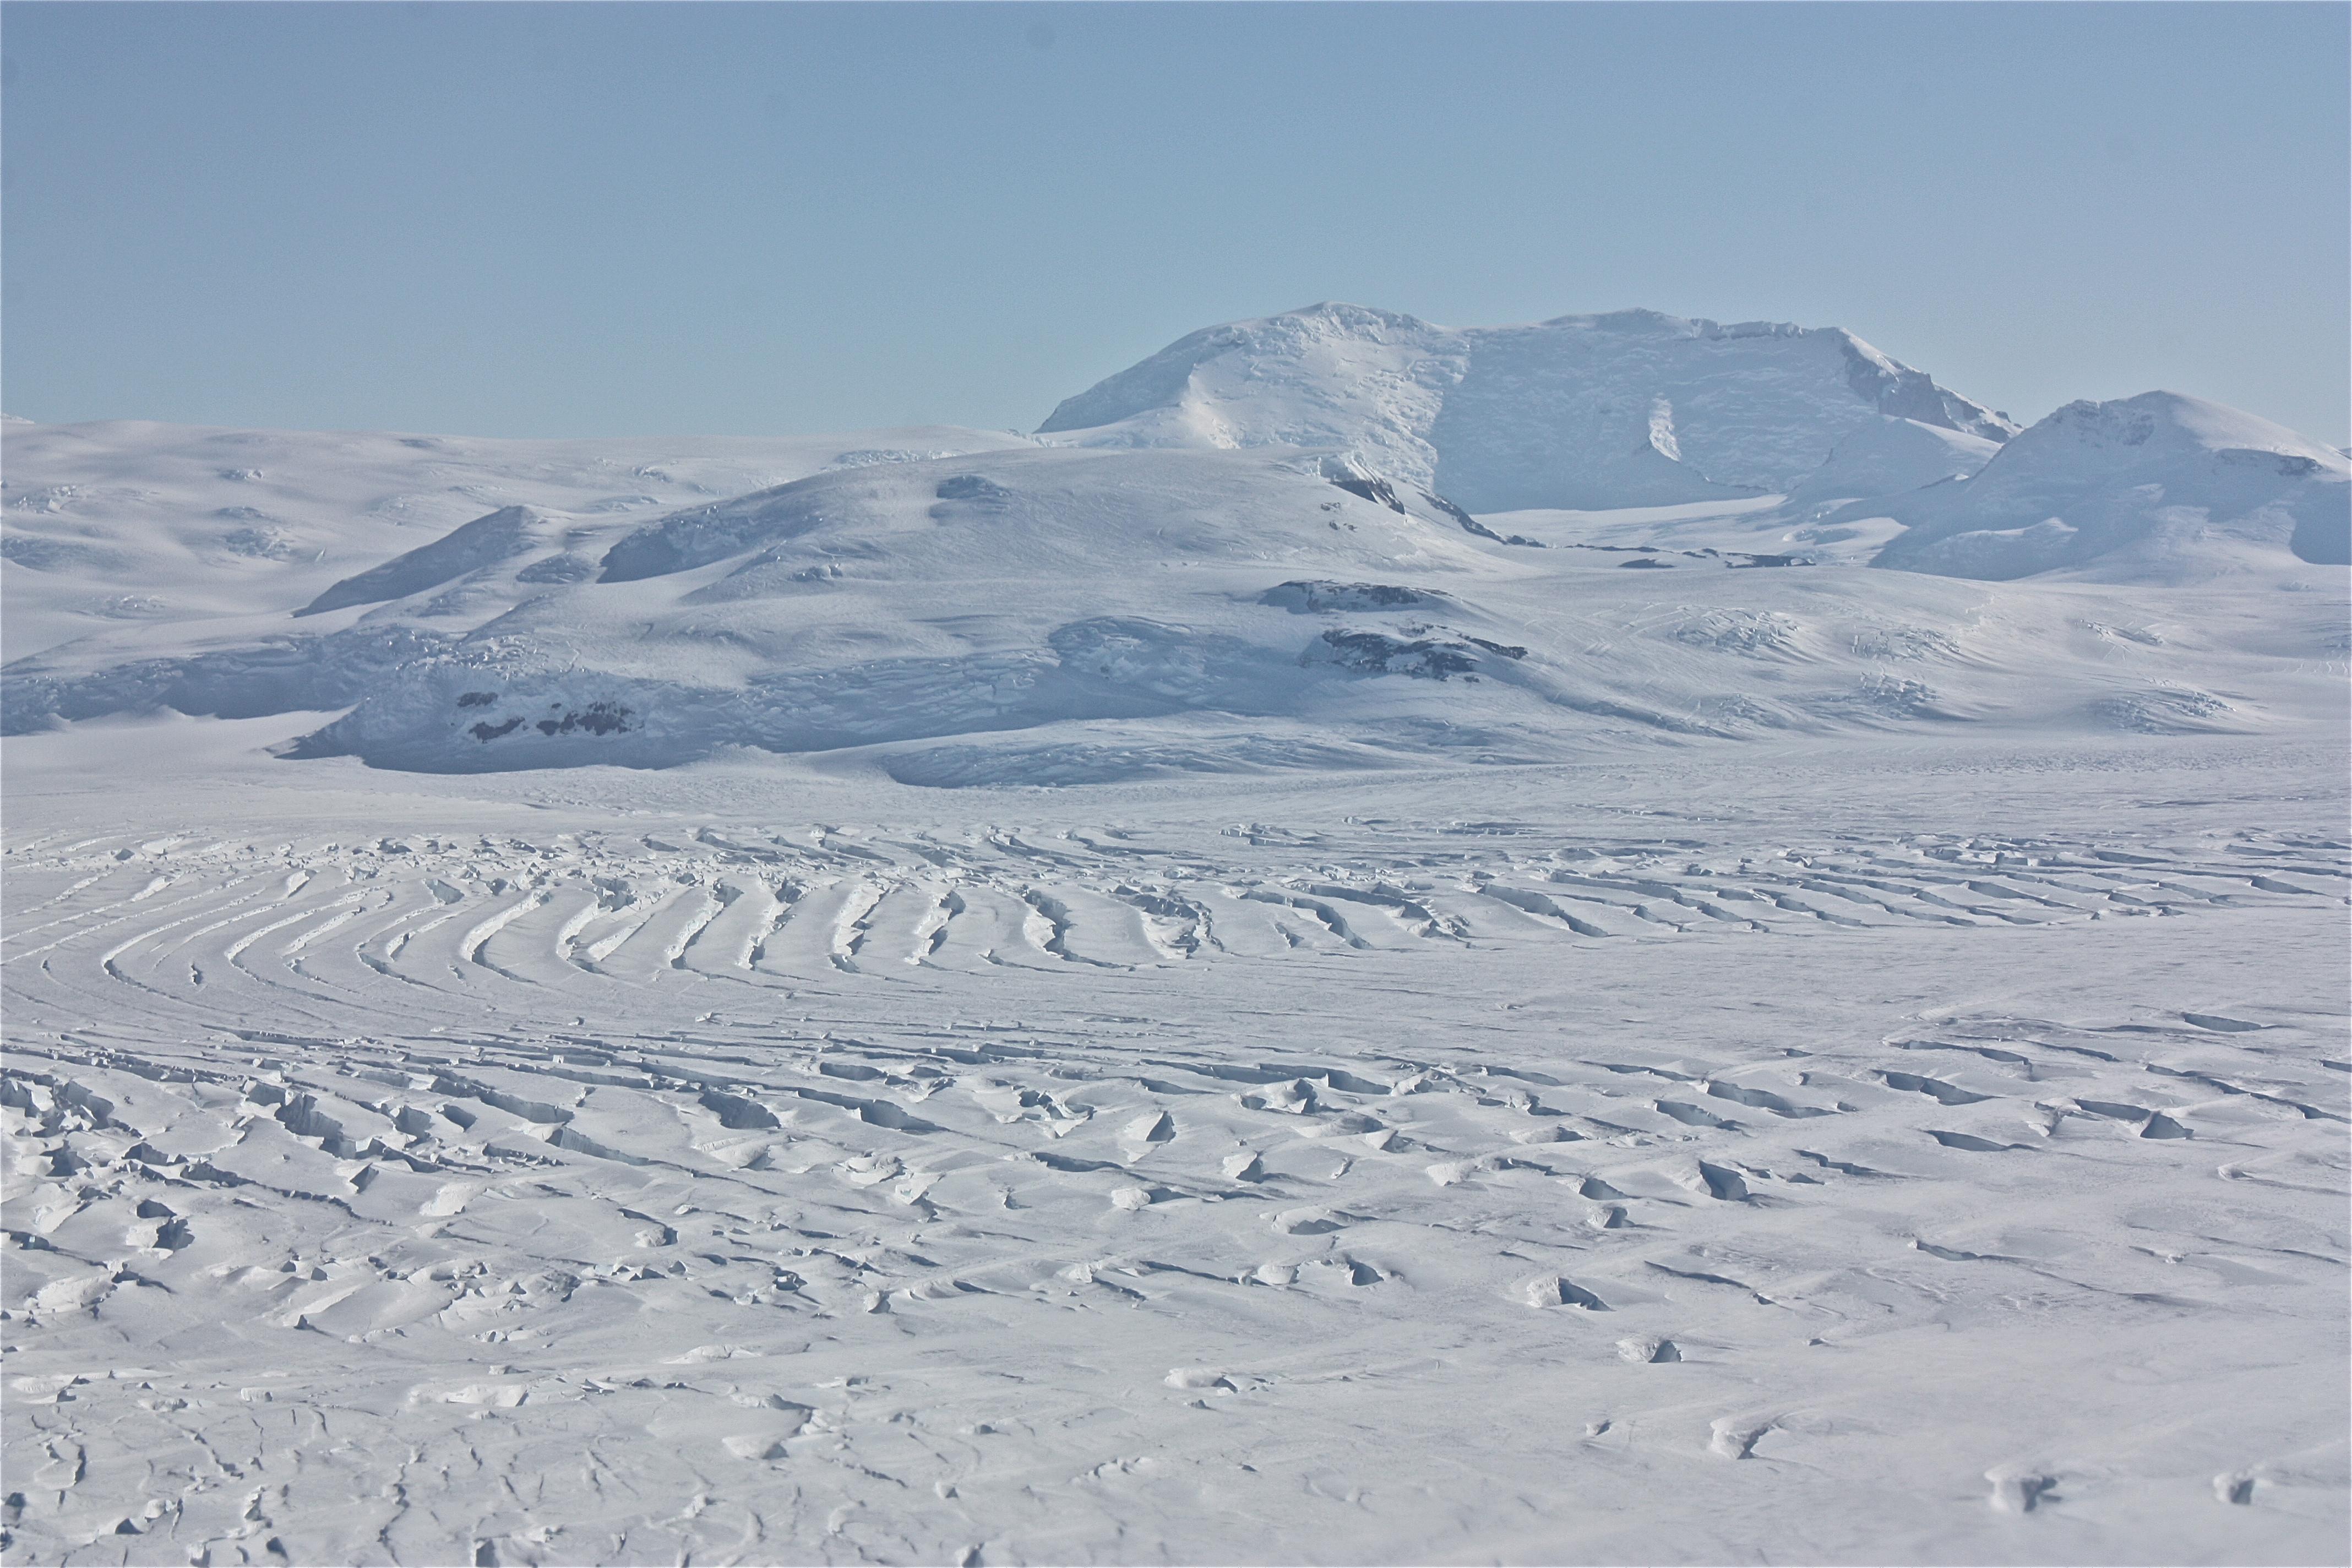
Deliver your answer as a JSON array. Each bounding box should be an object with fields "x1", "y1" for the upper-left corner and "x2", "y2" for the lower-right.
[{"x1": 3, "y1": 306, "x2": 2348, "y2": 1566}]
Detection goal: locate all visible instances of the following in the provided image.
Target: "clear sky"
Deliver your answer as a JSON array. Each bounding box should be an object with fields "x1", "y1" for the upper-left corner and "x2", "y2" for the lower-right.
[{"x1": 4, "y1": 2, "x2": 2346, "y2": 443}]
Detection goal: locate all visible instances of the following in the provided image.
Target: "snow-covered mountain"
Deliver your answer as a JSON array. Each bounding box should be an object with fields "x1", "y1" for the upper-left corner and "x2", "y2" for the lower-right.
[
  {"x1": 4, "y1": 312, "x2": 2345, "y2": 777},
  {"x1": 1864, "y1": 392, "x2": 2351, "y2": 582},
  {"x1": 1039, "y1": 303, "x2": 2018, "y2": 511},
  {"x1": 7, "y1": 420, "x2": 2344, "y2": 778}
]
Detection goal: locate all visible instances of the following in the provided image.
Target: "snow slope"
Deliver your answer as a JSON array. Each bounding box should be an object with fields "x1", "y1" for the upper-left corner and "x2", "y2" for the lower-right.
[
  {"x1": 0, "y1": 420, "x2": 1037, "y2": 666},
  {"x1": 1039, "y1": 303, "x2": 2017, "y2": 510},
  {"x1": 1785, "y1": 416, "x2": 2003, "y2": 507}
]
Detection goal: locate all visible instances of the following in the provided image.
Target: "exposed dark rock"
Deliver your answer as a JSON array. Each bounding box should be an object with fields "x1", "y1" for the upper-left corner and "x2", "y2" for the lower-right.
[
  {"x1": 1329, "y1": 476, "x2": 1407, "y2": 514},
  {"x1": 534, "y1": 702, "x2": 633, "y2": 737},
  {"x1": 1261, "y1": 580, "x2": 1438, "y2": 613}
]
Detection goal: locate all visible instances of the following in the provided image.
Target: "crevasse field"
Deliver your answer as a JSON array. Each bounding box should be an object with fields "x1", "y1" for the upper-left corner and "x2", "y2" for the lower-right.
[{"x1": 4, "y1": 306, "x2": 2347, "y2": 1567}]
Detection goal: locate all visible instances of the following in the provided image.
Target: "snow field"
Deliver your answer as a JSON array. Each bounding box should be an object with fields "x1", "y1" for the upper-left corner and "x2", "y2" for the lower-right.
[{"x1": 3, "y1": 772, "x2": 2346, "y2": 1565}]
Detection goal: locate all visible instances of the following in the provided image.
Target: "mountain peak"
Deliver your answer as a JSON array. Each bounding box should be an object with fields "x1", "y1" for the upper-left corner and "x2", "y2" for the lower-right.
[
  {"x1": 1039, "y1": 304, "x2": 2016, "y2": 511},
  {"x1": 2027, "y1": 390, "x2": 2345, "y2": 463},
  {"x1": 1868, "y1": 389, "x2": 2350, "y2": 581}
]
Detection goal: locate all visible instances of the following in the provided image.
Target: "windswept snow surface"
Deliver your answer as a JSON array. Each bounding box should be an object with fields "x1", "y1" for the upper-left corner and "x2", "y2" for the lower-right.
[{"x1": 3, "y1": 372, "x2": 2348, "y2": 1567}]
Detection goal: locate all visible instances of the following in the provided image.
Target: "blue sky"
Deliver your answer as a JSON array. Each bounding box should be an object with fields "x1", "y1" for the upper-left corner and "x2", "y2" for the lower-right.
[{"x1": 4, "y1": 2, "x2": 2346, "y2": 442}]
